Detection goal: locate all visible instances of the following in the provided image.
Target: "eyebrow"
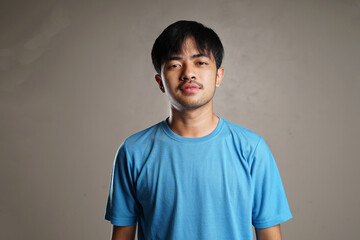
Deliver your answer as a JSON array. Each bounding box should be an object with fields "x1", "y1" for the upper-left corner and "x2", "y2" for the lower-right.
[{"x1": 167, "y1": 53, "x2": 211, "y2": 61}]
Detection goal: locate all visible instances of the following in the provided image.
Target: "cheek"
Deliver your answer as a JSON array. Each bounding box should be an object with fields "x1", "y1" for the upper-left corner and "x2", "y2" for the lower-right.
[
  {"x1": 163, "y1": 79, "x2": 175, "y2": 91},
  {"x1": 204, "y1": 71, "x2": 217, "y2": 84},
  {"x1": 204, "y1": 68, "x2": 216, "y2": 77},
  {"x1": 164, "y1": 73, "x2": 180, "y2": 86},
  {"x1": 164, "y1": 72, "x2": 177, "y2": 81}
]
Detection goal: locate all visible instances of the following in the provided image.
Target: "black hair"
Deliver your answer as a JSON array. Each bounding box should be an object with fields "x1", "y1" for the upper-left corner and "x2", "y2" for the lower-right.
[{"x1": 151, "y1": 20, "x2": 224, "y2": 74}]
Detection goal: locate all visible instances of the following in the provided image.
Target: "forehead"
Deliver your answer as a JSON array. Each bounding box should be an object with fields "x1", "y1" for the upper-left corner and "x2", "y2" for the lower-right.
[
  {"x1": 178, "y1": 37, "x2": 199, "y2": 53},
  {"x1": 169, "y1": 37, "x2": 212, "y2": 58}
]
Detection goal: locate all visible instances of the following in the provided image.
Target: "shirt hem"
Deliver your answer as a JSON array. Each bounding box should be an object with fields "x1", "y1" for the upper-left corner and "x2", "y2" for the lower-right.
[
  {"x1": 104, "y1": 214, "x2": 137, "y2": 226},
  {"x1": 253, "y1": 212, "x2": 293, "y2": 229}
]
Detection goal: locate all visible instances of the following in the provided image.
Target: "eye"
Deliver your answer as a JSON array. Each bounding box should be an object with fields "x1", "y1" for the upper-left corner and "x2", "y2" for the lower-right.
[
  {"x1": 167, "y1": 63, "x2": 181, "y2": 70},
  {"x1": 197, "y1": 61, "x2": 207, "y2": 66}
]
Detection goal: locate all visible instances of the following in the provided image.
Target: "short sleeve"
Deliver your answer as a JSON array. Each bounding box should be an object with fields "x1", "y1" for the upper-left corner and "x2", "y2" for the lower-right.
[
  {"x1": 251, "y1": 137, "x2": 292, "y2": 229},
  {"x1": 105, "y1": 142, "x2": 138, "y2": 226}
]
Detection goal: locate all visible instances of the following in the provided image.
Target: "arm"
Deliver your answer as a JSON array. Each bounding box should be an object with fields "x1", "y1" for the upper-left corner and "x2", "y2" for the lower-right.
[
  {"x1": 111, "y1": 225, "x2": 136, "y2": 240},
  {"x1": 255, "y1": 224, "x2": 281, "y2": 240}
]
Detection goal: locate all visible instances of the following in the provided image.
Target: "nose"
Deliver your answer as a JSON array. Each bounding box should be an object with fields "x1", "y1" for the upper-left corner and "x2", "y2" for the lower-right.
[{"x1": 180, "y1": 63, "x2": 196, "y2": 81}]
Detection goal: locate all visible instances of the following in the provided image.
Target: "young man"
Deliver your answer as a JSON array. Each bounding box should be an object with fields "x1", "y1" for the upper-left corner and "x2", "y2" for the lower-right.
[{"x1": 105, "y1": 20, "x2": 292, "y2": 240}]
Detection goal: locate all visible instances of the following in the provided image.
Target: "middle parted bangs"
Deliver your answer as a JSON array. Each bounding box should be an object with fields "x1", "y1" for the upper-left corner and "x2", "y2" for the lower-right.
[{"x1": 151, "y1": 20, "x2": 224, "y2": 74}]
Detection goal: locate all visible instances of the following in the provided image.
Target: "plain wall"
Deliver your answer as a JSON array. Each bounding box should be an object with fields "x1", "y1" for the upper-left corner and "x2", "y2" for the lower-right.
[{"x1": 1, "y1": 0, "x2": 359, "y2": 239}]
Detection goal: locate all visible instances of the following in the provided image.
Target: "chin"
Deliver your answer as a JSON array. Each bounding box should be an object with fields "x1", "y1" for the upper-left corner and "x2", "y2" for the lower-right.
[{"x1": 175, "y1": 99, "x2": 212, "y2": 111}]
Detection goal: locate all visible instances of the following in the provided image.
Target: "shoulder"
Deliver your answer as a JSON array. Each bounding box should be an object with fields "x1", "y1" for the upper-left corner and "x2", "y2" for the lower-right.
[
  {"x1": 123, "y1": 122, "x2": 162, "y2": 149},
  {"x1": 113, "y1": 121, "x2": 164, "y2": 169},
  {"x1": 221, "y1": 118, "x2": 263, "y2": 146},
  {"x1": 219, "y1": 118, "x2": 266, "y2": 164},
  {"x1": 121, "y1": 121, "x2": 163, "y2": 153},
  {"x1": 221, "y1": 119, "x2": 276, "y2": 168}
]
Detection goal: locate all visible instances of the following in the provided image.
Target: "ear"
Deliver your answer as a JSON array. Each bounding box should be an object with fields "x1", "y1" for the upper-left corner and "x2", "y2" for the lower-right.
[
  {"x1": 155, "y1": 74, "x2": 165, "y2": 93},
  {"x1": 215, "y1": 68, "x2": 225, "y2": 88}
]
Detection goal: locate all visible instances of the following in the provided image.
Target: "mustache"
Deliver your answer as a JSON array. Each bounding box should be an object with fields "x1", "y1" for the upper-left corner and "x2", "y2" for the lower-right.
[{"x1": 176, "y1": 80, "x2": 204, "y2": 91}]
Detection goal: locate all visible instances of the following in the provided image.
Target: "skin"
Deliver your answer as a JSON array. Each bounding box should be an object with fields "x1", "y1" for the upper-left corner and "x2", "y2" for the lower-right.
[
  {"x1": 256, "y1": 225, "x2": 282, "y2": 240},
  {"x1": 111, "y1": 225, "x2": 136, "y2": 240},
  {"x1": 155, "y1": 37, "x2": 224, "y2": 138},
  {"x1": 110, "y1": 37, "x2": 282, "y2": 240}
]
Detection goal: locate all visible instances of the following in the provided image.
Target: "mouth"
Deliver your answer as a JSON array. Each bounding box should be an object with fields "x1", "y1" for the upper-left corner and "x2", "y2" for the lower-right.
[{"x1": 180, "y1": 83, "x2": 201, "y2": 93}]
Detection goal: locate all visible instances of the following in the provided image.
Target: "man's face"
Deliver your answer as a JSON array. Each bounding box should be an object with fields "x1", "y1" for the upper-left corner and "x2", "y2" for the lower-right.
[{"x1": 155, "y1": 37, "x2": 224, "y2": 111}]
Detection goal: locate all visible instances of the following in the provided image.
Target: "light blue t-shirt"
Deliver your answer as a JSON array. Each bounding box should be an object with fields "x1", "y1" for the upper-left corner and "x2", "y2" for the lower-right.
[{"x1": 105, "y1": 117, "x2": 292, "y2": 239}]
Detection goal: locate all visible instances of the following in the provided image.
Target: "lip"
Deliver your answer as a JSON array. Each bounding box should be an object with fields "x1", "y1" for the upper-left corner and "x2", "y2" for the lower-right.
[{"x1": 181, "y1": 84, "x2": 200, "y2": 93}]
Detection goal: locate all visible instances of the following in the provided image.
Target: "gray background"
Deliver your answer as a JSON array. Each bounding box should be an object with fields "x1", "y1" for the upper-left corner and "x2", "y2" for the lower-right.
[{"x1": 1, "y1": 0, "x2": 359, "y2": 239}]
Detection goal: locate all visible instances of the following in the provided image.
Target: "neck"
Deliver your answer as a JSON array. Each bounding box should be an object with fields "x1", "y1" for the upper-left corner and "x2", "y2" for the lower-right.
[{"x1": 167, "y1": 102, "x2": 219, "y2": 138}]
